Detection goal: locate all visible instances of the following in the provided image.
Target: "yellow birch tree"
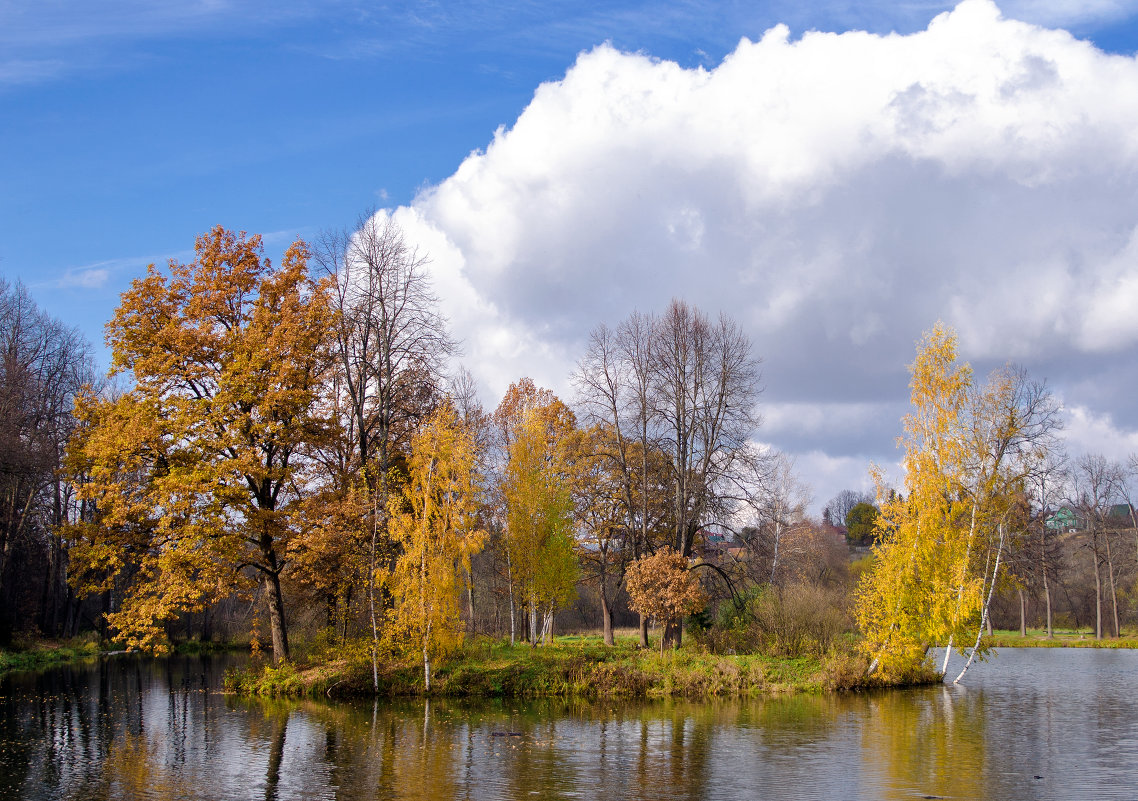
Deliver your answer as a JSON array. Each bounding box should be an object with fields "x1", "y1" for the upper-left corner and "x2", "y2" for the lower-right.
[
  {"x1": 387, "y1": 403, "x2": 484, "y2": 691},
  {"x1": 855, "y1": 323, "x2": 1058, "y2": 681},
  {"x1": 502, "y1": 407, "x2": 578, "y2": 645}
]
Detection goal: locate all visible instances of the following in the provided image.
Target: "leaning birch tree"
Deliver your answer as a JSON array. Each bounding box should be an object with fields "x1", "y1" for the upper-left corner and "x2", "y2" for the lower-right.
[{"x1": 855, "y1": 322, "x2": 1059, "y2": 682}]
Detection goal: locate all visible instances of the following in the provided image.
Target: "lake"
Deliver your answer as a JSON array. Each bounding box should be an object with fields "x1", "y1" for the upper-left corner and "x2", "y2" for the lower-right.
[{"x1": 2, "y1": 648, "x2": 1136, "y2": 800}]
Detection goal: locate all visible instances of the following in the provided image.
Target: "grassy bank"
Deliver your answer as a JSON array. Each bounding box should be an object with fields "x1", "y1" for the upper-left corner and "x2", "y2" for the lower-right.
[
  {"x1": 986, "y1": 628, "x2": 1138, "y2": 649},
  {"x1": 0, "y1": 635, "x2": 248, "y2": 675},
  {"x1": 224, "y1": 634, "x2": 941, "y2": 699},
  {"x1": 0, "y1": 635, "x2": 101, "y2": 674}
]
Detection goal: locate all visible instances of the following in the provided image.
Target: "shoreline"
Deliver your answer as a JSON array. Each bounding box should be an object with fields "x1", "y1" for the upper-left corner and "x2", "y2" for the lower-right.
[
  {"x1": 984, "y1": 629, "x2": 1138, "y2": 649},
  {"x1": 222, "y1": 640, "x2": 943, "y2": 700}
]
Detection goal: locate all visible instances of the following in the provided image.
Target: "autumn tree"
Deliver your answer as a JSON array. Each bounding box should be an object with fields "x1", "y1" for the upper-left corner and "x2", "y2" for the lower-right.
[
  {"x1": 568, "y1": 425, "x2": 631, "y2": 646},
  {"x1": 625, "y1": 548, "x2": 706, "y2": 654},
  {"x1": 845, "y1": 502, "x2": 880, "y2": 547},
  {"x1": 68, "y1": 227, "x2": 331, "y2": 661},
  {"x1": 494, "y1": 379, "x2": 578, "y2": 645},
  {"x1": 854, "y1": 323, "x2": 1059, "y2": 682},
  {"x1": 501, "y1": 405, "x2": 577, "y2": 645},
  {"x1": 387, "y1": 402, "x2": 484, "y2": 691}
]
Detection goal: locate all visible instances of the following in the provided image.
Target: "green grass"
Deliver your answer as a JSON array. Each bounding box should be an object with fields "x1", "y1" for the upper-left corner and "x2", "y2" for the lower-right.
[
  {"x1": 224, "y1": 633, "x2": 941, "y2": 700},
  {"x1": 0, "y1": 635, "x2": 101, "y2": 674},
  {"x1": 986, "y1": 628, "x2": 1138, "y2": 649}
]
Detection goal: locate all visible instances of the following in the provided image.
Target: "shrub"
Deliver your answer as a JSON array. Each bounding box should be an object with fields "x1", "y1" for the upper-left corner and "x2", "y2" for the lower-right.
[
  {"x1": 699, "y1": 583, "x2": 851, "y2": 657},
  {"x1": 753, "y1": 583, "x2": 849, "y2": 656}
]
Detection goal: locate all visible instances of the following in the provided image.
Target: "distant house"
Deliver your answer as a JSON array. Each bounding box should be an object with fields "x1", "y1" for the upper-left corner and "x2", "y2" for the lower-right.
[
  {"x1": 693, "y1": 527, "x2": 735, "y2": 559},
  {"x1": 1045, "y1": 506, "x2": 1080, "y2": 533},
  {"x1": 1107, "y1": 503, "x2": 1136, "y2": 524},
  {"x1": 1044, "y1": 504, "x2": 1135, "y2": 532}
]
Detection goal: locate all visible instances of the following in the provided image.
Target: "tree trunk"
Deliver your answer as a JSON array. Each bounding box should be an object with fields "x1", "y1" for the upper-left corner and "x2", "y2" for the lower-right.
[
  {"x1": 465, "y1": 567, "x2": 476, "y2": 634},
  {"x1": 600, "y1": 583, "x2": 614, "y2": 647},
  {"x1": 507, "y1": 551, "x2": 516, "y2": 646},
  {"x1": 1104, "y1": 530, "x2": 1121, "y2": 638},
  {"x1": 769, "y1": 520, "x2": 781, "y2": 585},
  {"x1": 263, "y1": 571, "x2": 290, "y2": 662},
  {"x1": 639, "y1": 613, "x2": 649, "y2": 649},
  {"x1": 1041, "y1": 529, "x2": 1053, "y2": 638},
  {"x1": 1018, "y1": 588, "x2": 1027, "y2": 637},
  {"x1": 953, "y1": 526, "x2": 1004, "y2": 684},
  {"x1": 1092, "y1": 545, "x2": 1103, "y2": 640}
]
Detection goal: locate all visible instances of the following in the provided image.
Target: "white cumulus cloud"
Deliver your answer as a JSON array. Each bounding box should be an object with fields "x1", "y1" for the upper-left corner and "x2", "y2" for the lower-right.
[{"x1": 379, "y1": 0, "x2": 1138, "y2": 508}]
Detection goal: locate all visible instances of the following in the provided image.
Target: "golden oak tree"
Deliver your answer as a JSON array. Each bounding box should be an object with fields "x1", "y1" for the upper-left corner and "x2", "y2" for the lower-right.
[
  {"x1": 387, "y1": 402, "x2": 484, "y2": 691},
  {"x1": 68, "y1": 227, "x2": 332, "y2": 660},
  {"x1": 567, "y1": 425, "x2": 628, "y2": 646}
]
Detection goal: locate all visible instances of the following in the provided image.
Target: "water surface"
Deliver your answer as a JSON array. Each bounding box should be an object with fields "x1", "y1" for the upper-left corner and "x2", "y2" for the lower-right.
[{"x1": 2, "y1": 648, "x2": 1136, "y2": 800}]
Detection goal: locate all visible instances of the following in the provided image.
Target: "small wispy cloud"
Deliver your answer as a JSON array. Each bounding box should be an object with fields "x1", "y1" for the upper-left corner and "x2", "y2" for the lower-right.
[
  {"x1": 56, "y1": 267, "x2": 110, "y2": 289},
  {"x1": 42, "y1": 248, "x2": 194, "y2": 292}
]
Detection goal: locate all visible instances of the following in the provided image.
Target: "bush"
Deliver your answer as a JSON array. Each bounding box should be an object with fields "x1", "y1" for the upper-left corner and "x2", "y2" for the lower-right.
[
  {"x1": 700, "y1": 583, "x2": 851, "y2": 657},
  {"x1": 753, "y1": 583, "x2": 849, "y2": 656}
]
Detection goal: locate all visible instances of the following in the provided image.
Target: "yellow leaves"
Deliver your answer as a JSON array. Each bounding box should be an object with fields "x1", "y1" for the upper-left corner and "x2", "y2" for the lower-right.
[
  {"x1": 502, "y1": 400, "x2": 578, "y2": 613},
  {"x1": 855, "y1": 321, "x2": 1054, "y2": 679},
  {"x1": 67, "y1": 227, "x2": 333, "y2": 657},
  {"x1": 387, "y1": 403, "x2": 485, "y2": 661}
]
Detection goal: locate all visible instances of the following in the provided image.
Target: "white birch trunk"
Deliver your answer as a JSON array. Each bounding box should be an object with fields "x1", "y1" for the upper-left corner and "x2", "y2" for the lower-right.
[{"x1": 953, "y1": 524, "x2": 1004, "y2": 684}]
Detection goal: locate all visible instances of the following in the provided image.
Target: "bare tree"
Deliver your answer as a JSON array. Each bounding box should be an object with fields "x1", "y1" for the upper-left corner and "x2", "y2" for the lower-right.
[
  {"x1": 757, "y1": 452, "x2": 812, "y2": 585},
  {"x1": 573, "y1": 314, "x2": 669, "y2": 646},
  {"x1": 0, "y1": 279, "x2": 97, "y2": 642},
  {"x1": 822, "y1": 489, "x2": 875, "y2": 528},
  {"x1": 1070, "y1": 454, "x2": 1125, "y2": 639},
  {"x1": 1030, "y1": 452, "x2": 1068, "y2": 638},
  {"x1": 650, "y1": 300, "x2": 763, "y2": 559},
  {"x1": 575, "y1": 299, "x2": 763, "y2": 647},
  {"x1": 313, "y1": 212, "x2": 457, "y2": 685}
]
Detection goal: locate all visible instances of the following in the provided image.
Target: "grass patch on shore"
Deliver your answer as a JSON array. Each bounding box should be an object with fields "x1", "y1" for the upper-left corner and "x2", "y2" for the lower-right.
[
  {"x1": 986, "y1": 628, "x2": 1138, "y2": 649},
  {"x1": 0, "y1": 635, "x2": 100, "y2": 674},
  {"x1": 224, "y1": 634, "x2": 941, "y2": 700}
]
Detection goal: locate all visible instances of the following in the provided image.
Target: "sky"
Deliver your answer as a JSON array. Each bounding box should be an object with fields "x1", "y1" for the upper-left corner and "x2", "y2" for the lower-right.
[{"x1": 5, "y1": 0, "x2": 1138, "y2": 513}]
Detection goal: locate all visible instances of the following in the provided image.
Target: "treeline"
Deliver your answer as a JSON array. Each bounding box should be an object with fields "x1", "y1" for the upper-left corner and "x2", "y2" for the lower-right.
[
  {"x1": 8, "y1": 220, "x2": 1138, "y2": 684},
  {"x1": 18, "y1": 218, "x2": 821, "y2": 680},
  {"x1": 0, "y1": 280, "x2": 99, "y2": 643},
  {"x1": 987, "y1": 452, "x2": 1138, "y2": 641}
]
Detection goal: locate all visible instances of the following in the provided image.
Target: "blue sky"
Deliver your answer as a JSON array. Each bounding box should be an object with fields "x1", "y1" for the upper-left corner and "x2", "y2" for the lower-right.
[
  {"x1": 6, "y1": 1, "x2": 1138, "y2": 507},
  {"x1": 7, "y1": 0, "x2": 1137, "y2": 345}
]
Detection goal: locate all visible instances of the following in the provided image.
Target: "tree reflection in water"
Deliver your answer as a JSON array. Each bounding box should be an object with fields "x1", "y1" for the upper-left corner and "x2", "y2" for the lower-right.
[{"x1": 4, "y1": 651, "x2": 1138, "y2": 800}]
